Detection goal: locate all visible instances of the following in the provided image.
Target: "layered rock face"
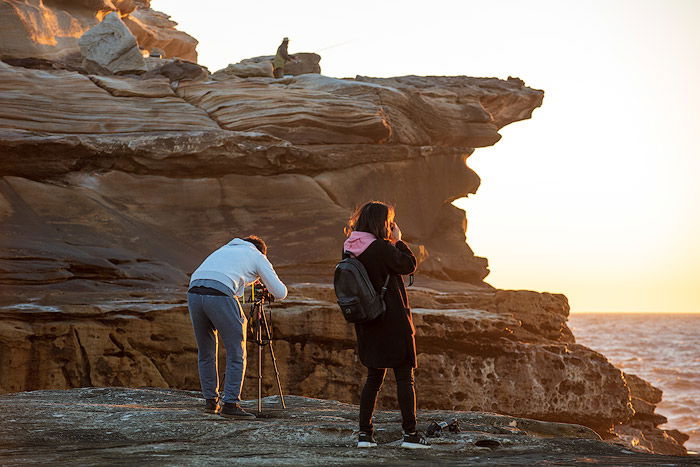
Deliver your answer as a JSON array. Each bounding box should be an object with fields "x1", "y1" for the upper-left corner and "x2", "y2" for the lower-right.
[
  {"x1": 615, "y1": 373, "x2": 690, "y2": 455},
  {"x1": 0, "y1": 15, "x2": 688, "y2": 456},
  {"x1": 0, "y1": 0, "x2": 197, "y2": 61},
  {"x1": 0, "y1": 61, "x2": 541, "y2": 283}
]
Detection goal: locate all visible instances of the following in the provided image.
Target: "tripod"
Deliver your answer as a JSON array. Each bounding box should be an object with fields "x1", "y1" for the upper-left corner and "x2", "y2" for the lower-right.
[{"x1": 249, "y1": 295, "x2": 286, "y2": 413}]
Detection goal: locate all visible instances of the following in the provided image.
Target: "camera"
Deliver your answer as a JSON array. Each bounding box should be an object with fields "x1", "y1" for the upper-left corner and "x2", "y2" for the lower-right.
[{"x1": 252, "y1": 281, "x2": 274, "y2": 303}]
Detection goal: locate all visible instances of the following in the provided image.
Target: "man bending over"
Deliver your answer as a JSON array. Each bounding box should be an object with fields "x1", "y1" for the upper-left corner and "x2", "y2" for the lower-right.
[{"x1": 187, "y1": 236, "x2": 287, "y2": 418}]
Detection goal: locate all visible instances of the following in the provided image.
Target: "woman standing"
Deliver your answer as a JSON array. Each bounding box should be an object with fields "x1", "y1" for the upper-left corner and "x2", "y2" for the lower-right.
[{"x1": 343, "y1": 201, "x2": 430, "y2": 449}]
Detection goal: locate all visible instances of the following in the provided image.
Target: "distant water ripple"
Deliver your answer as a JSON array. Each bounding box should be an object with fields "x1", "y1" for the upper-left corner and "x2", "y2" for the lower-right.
[{"x1": 569, "y1": 313, "x2": 700, "y2": 453}]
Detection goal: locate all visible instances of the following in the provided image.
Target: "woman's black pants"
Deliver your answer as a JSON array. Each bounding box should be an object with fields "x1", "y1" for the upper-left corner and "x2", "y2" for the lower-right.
[{"x1": 359, "y1": 366, "x2": 416, "y2": 434}]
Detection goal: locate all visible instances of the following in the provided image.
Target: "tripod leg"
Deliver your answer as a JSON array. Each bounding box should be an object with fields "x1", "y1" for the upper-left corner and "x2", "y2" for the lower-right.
[
  {"x1": 256, "y1": 304, "x2": 263, "y2": 414},
  {"x1": 261, "y1": 308, "x2": 286, "y2": 409}
]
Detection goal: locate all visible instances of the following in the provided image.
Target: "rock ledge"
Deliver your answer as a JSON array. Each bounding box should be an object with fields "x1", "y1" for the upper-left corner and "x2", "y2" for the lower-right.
[{"x1": 1, "y1": 387, "x2": 695, "y2": 466}]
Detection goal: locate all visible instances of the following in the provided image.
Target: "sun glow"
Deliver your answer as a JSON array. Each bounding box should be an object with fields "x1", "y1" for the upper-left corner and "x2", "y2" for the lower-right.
[{"x1": 153, "y1": 0, "x2": 700, "y2": 313}]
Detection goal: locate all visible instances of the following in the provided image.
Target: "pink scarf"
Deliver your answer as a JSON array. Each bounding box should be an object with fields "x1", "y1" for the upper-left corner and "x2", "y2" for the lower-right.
[{"x1": 343, "y1": 231, "x2": 377, "y2": 257}]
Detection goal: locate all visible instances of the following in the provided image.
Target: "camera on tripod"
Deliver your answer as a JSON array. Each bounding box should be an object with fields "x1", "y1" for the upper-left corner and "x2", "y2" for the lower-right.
[
  {"x1": 247, "y1": 280, "x2": 285, "y2": 413},
  {"x1": 251, "y1": 281, "x2": 274, "y2": 303}
]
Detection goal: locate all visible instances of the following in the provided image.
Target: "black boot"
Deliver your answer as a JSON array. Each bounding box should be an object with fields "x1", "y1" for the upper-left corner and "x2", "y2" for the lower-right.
[
  {"x1": 220, "y1": 402, "x2": 256, "y2": 419},
  {"x1": 204, "y1": 398, "x2": 220, "y2": 414}
]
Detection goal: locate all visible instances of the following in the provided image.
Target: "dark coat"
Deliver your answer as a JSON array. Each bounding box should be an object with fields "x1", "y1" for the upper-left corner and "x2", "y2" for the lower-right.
[{"x1": 353, "y1": 239, "x2": 417, "y2": 369}]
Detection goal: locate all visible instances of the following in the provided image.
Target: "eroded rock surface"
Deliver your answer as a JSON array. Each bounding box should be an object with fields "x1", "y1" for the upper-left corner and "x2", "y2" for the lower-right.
[
  {"x1": 88, "y1": 74, "x2": 175, "y2": 97},
  {"x1": 78, "y1": 12, "x2": 146, "y2": 74},
  {"x1": 1, "y1": 388, "x2": 694, "y2": 465},
  {"x1": 122, "y1": 1, "x2": 198, "y2": 61},
  {"x1": 0, "y1": 285, "x2": 688, "y2": 455},
  {"x1": 212, "y1": 59, "x2": 274, "y2": 79},
  {"x1": 212, "y1": 52, "x2": 322, "y2": 79},
  {"x1": 613, "y1": 373, "x2": 690, "y2": 456}
]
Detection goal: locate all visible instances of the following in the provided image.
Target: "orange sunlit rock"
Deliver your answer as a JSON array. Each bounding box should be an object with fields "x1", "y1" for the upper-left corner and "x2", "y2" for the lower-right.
[
  {"x1": 95, "y1": 9, "x2": 111, "y2": 22},
  {"x1": 0, "y1": 0, "x2": 197, "y2": 62},
  {"x1": 9, "y1": 1, "x2": 88, "y2": 47}
]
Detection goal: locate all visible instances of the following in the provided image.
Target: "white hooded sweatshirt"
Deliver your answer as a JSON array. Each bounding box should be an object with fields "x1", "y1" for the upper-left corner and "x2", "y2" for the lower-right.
[{"x1": 189, "y1": 238, "x2": 287, "y2": 300}]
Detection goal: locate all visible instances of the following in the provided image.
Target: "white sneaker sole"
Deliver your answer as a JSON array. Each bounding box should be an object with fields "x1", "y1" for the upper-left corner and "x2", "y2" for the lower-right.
[
  {"x1": 357, "y1": 441, "x2": 377, "y2": 448},
  {"x1": 401, "y1": 441, "x2": 431, "y2": 449}
]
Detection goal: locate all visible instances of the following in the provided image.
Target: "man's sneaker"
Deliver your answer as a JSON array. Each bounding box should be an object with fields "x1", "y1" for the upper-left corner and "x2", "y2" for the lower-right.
[
  {"x1": 401, "y1": 432, "x2": 431, "y2": 449},
  {"x1": 220, "y1": 402, "x2": 256, "y2": 419},
  {"x1": 357, "y1": 431, "x2": 377, "y2": 448},
  {"x1": 204, "y1": 398, "x2": 220, "y2": 414}
]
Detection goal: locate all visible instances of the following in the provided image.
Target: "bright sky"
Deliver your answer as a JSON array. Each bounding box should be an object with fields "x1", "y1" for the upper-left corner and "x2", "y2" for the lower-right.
[{"x1": 152, "y1": 0, "x2": 700, "y2": 313}]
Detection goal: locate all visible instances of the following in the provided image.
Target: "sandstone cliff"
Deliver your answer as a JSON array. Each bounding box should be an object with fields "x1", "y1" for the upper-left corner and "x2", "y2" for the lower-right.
[
  {"x1": 0, "y1": 4, "x2": 689, "y2": 456},
  {"x1": 0, "y1": 61, "x2": 541, "y2": 284}
]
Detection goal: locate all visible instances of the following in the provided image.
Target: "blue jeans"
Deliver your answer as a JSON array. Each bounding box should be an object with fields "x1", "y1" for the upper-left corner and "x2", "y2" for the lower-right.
[{"x1": 187, "y1": 293, "x2": 247, "y2": 403}]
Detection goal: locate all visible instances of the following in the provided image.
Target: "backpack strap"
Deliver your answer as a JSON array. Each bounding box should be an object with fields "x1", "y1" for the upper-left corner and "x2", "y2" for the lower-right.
[
  {"x1": 344, "y1": 249, "x2": 390, "y2": 296},
  {"x1": 379, "y1": 274, "x2": 390, "y2": 299}
]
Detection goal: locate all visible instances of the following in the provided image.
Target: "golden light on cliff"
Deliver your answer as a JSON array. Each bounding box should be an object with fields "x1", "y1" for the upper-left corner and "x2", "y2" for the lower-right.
[
  {"x1": 95, "y1": 9, "x2": 112, "y2": 22},
  {"x1": 13, "y1": 1, "x2": 89, "y2": 46}
]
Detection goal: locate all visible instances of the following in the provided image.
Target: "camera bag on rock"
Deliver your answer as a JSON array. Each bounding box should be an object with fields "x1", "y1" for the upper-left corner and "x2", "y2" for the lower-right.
[{"x1": 333, "y1": 252, "x2": 390, "y2": 323}]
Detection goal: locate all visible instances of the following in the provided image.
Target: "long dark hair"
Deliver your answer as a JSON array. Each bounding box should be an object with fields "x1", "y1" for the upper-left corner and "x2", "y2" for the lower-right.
[{"x1": 344, "y1": 201, "x2": 395, "y2": 240}]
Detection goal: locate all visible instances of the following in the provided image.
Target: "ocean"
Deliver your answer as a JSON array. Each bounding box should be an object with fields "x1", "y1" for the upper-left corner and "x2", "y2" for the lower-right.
[{"x1": 569, "y1": 313, "x2": 700, "y2": 453}]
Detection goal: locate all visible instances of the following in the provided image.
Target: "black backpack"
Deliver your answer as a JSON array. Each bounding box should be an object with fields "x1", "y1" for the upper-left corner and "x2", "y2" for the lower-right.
[{"x1": 333, "y1": 252, "x2": 390, "y2": 324}]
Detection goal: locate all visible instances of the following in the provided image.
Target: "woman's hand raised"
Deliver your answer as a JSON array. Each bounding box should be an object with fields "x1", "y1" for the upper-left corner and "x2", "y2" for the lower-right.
[{"x1": 390, "y1": 222, "x2": 402, "y2": 243}]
